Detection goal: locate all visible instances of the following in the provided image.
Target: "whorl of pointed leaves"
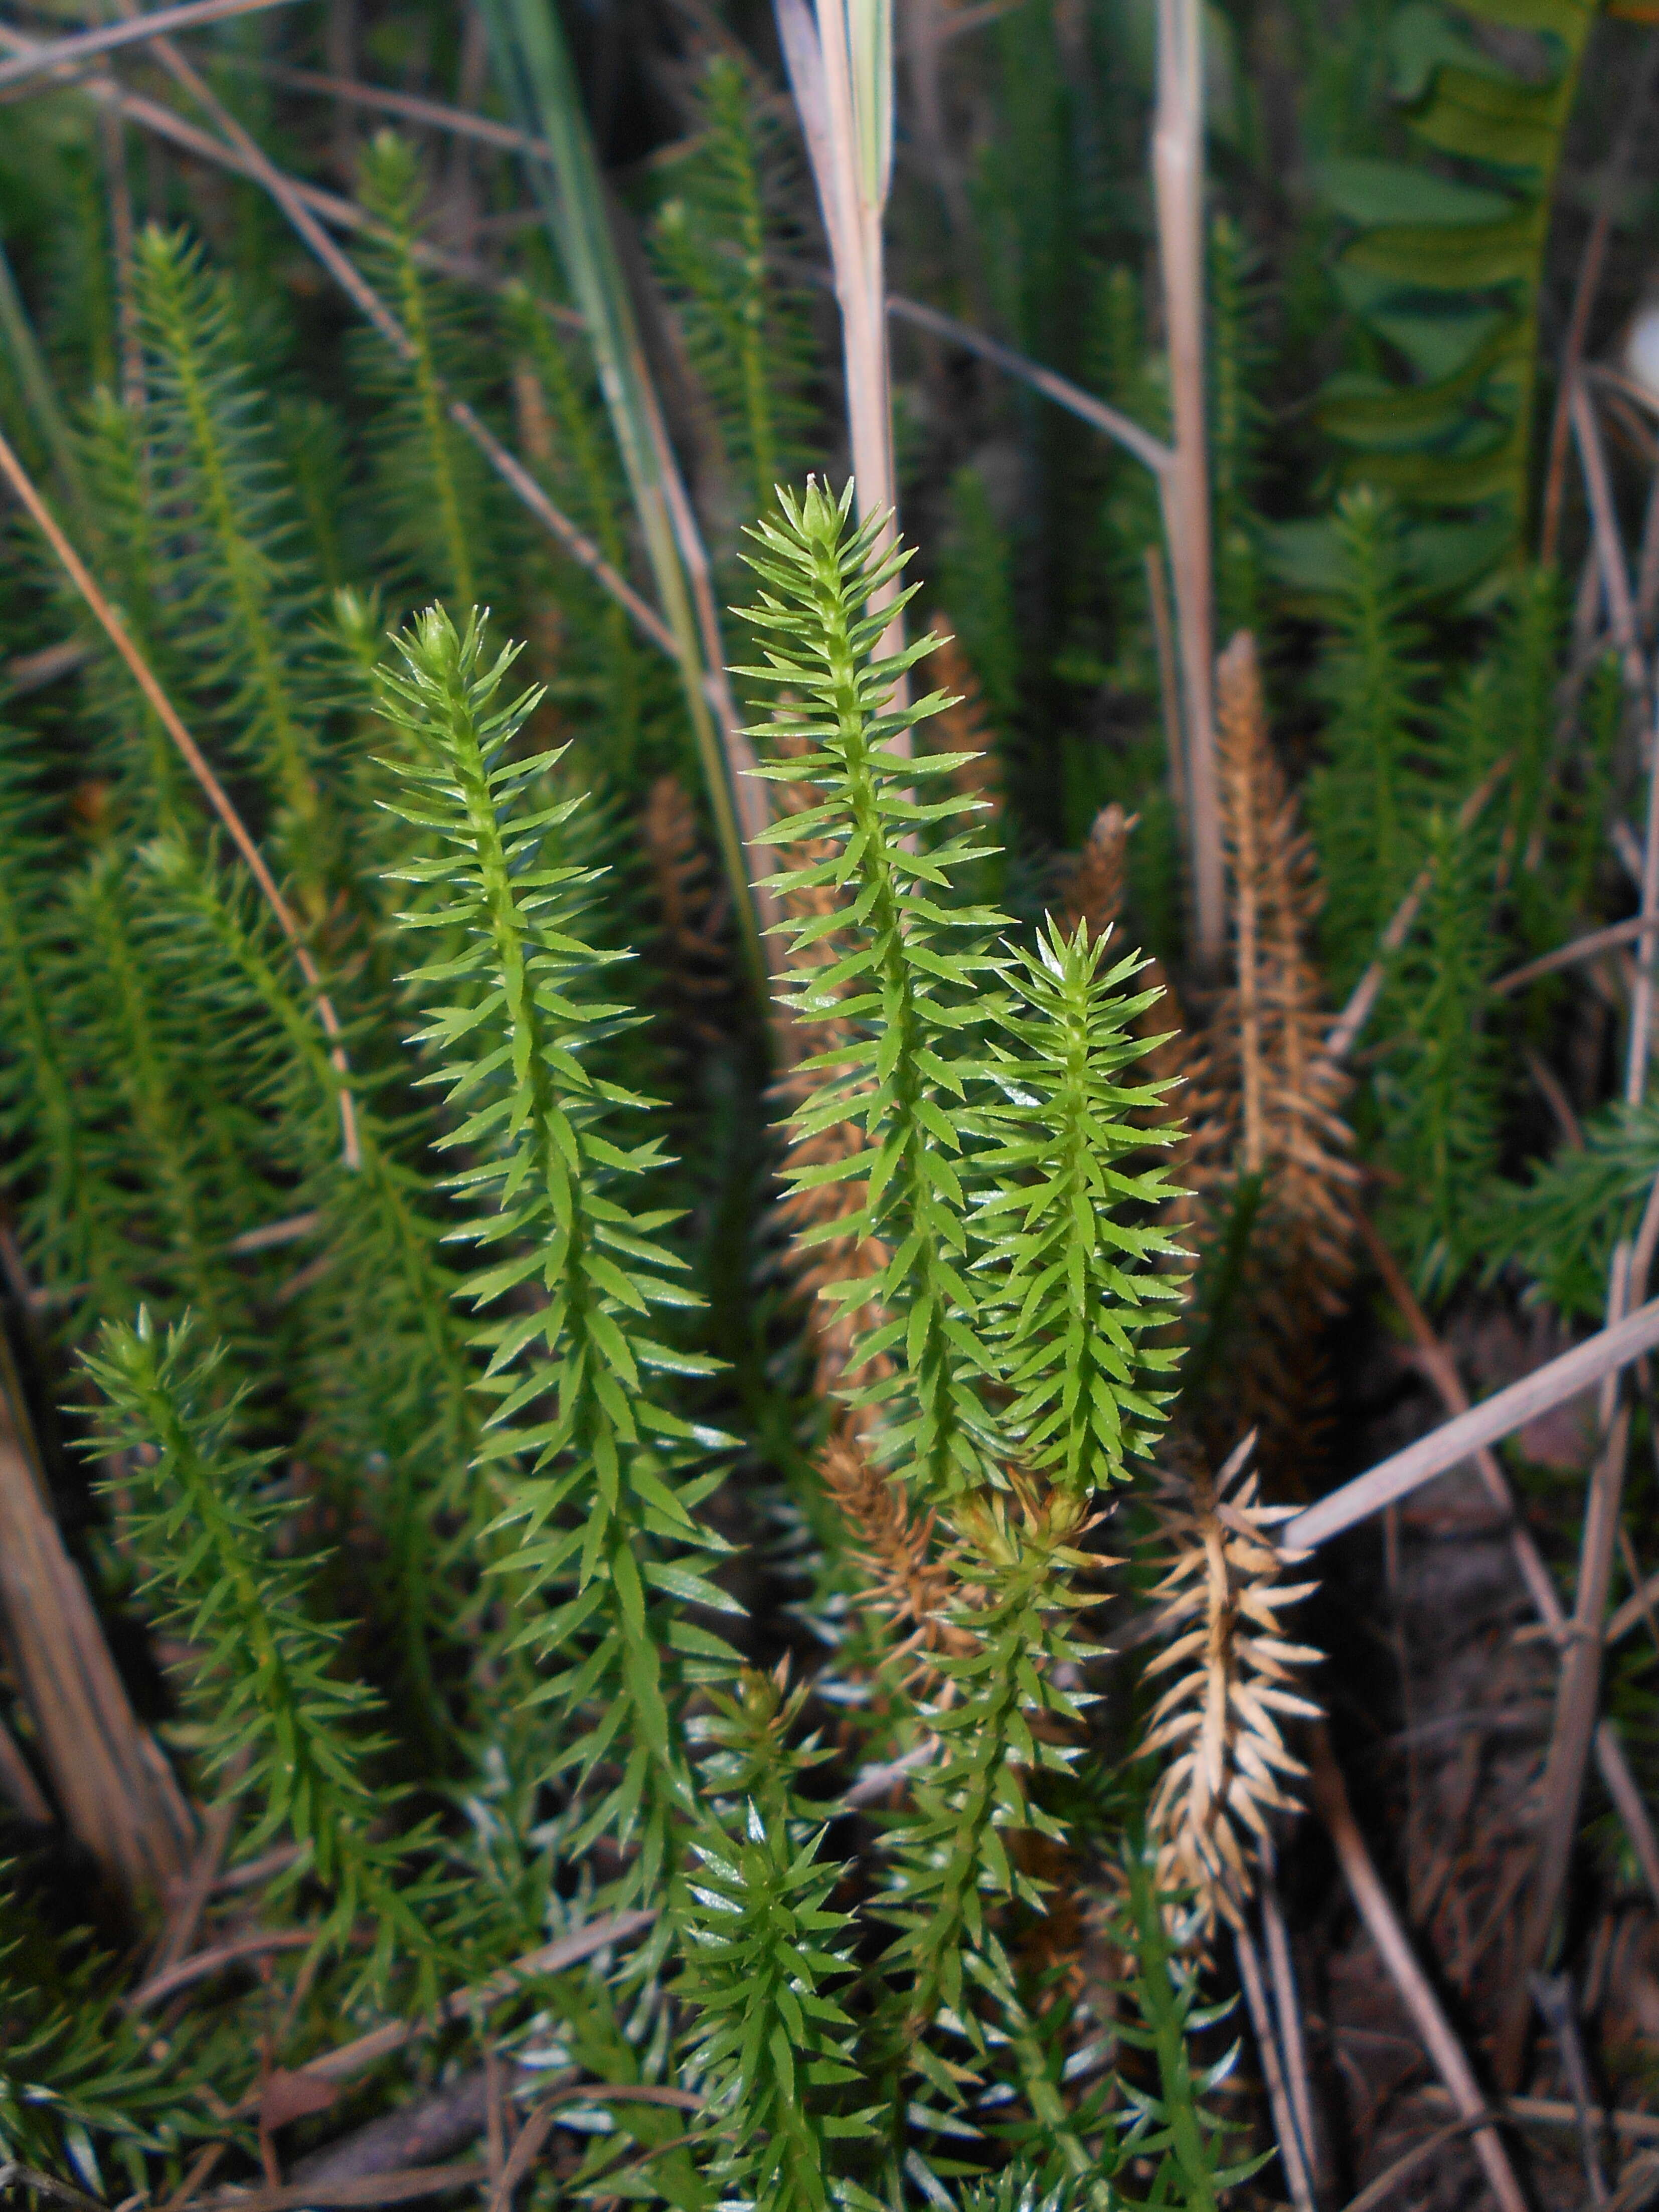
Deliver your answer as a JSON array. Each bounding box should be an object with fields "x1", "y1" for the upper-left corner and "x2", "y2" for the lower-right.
[
  {"x1": 742, "y1": 479, "x2": 1011, "y2": 1499},
  {"x1": 978, "y1": 920, "x2": 1187, "y2": 1489},
  {"x1": 1142, "y1": 1437, "x2": 1321, "y2": 1936},
  {"x1": 679, "y1": 1668, "x2": 870, "y2": 2212},
  {"x1": 81, "y1": 1313, "x2": 443, "y2": 1996},
  {"x1": 374, "y1": 608, "x2": 740, "y2": 1863},
  {"x1": 879, "y1": 1485, "x2": 1103, "y2": 2044}
]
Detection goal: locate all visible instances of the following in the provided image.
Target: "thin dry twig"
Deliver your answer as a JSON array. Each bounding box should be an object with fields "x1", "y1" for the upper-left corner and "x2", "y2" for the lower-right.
[
  {"x1": 1495, "y1": 914, "x2": 1659, "y2": 995},
  {"x1": 184, "y1": 2163, "x2": 487, "y2": 2212},
  {"x1": 280, "y1": 1914, "x2": 657, "y2": 2091},
  {"x1": 1282, "y1": 1296, "x2": 1659, "y2": 1551},
  {"x1": 1323, "y1": 755, "x2": 1512, "y2": 1066},
  {"x1": 0, "y1": 427, "x2": 361, "y2": 1169},
  {"x1": 0, "y1": 1707, "x2": 50, "y2": 1825},
  {"x1": 885, "y1": 293, "x2": 1172, "y2": 479},
  {"x1": 1572, "y1": 375, "x2": 1646, "y2": 693},
  {"x1": 1235, "y1": 1920, "x2": 1317, "y2": 2212},
  {"x1": 1539, "y1": 31, "x2": 1659, "y2": 566},
  {"x1": 1500, "y1": 680, "x2": 1659, "y2": 2085},
  {"x1": 0, "y1": 0, "x2": 300, "y2": 94},
  {"x1": 1307, "y1": 1726, "x2": 1528, "y2": 2212},
  {"x1": 130, "y1": 1928, "x2": 318, "y2": 2012},
  {"x1": 143, "y1": 1788, "x2": 244, "y2": 1988}
]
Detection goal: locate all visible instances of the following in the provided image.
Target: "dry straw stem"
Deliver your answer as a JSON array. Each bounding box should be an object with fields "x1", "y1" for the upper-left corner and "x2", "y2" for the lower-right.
[
  {"x1": 0, "y1": 0, "x2": 300, "y2": 95},
  {"x1": 1233, "y1": 1920, "x2": 1317, "y2": 2212},
  {"x1": 1282, "y1": 1294, "x2": 1659, "y2": 1550},
  {"x1": 1342, "y1": 1219, "x2": 1659, "y2": 1929},
  {"x1": 0, "y1": 425, "x2": 361, "y2": 1169},
  {"x1": 1142, "y1": 1435, "x2": 1321, "y2": 1936},
  {"x1": 1152, "y1": 0, "x2": 1221, "y2": 975},
  {"x1": 1307, "y1": 1725, "x2": 1529, "y2": 2212},
  {"x1": 775, "y1": 0, "x2": 909, "y2": 699},
  {"x1": 1322, "y1": 752, "x2": 1512, "y2": 1067}
]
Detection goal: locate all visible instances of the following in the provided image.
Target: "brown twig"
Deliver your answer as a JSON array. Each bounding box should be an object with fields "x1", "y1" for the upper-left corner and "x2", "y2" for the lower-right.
[
  {"x1": 1235, "y1": 1920, "x2": 1317, "y2": 2212},
  {"x1": 1495, "y1": 914, "x2": 1659, "y2": 994},
  {"x1": 0, "y1": 428, "x2": 361, "y2": 1170},
  {"x1": 1324, "y1": 756, "x2": 1512, "y2": 1065},
  {"x1": 183, "y1": 2163, "x2": 487, "y2": 2212},
  {"x1": 1572, "y1": 375, "x2": 1646, "y2": 694},
  {"x1": 142, "y1": 1787, "x2": 244, "y2": 1988},
  {"x1": 1283, "y1": 1295, "x2": 1659, "y2": 1552},
  {"x1": 1307, "y1": 1727, "x2": 1527, "y2": 2212},
  {"x1": 885, "y1": 293, "x2": 1173, "y2": 479},
  {"x1": 1260, "y1": 1842, "x2": 1320, "y2": 2195},
  {"x1": 1499, "y1": 681, "x2": 1659, "y2": 2085},
  {"x1": 0, "y1": 1707, "x2": 50, "y2": 1825},
  {"x1": 130, "y1": 1928, "x2": 317, "y2": 2012},
  {"x1": 0, "y1": 0, "x2": 300, "y2": 94},
  {"x1": 279, "y1": 1914, "x2": 657, "y2": 2091},
  {"x1": 0, "y1": 2164, "x2": 107, "y2": 2212}
]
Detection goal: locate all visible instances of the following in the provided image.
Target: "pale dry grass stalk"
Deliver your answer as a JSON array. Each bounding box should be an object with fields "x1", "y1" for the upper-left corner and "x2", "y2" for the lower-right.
[
  {"x1": 1142, "y1": 1435, "x2": 1320, "y2": 1937},
  {"x1": 1152, "y1": 0, "x2": 1221, "y2": 974},
  {"x1": 775, "y1": 0, "x2": 909, "y2": 710}
]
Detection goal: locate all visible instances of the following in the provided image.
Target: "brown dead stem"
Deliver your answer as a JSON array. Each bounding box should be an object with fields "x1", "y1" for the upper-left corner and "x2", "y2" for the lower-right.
[{"x1": 1142, "y1": 1434, "x2": 1322, "y2": 1936}]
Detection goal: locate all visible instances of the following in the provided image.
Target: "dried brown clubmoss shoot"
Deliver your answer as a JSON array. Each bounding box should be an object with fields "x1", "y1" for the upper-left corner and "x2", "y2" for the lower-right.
[
  {"x1": 1143, "y1": 1433, "x2": 1322, "y2": 1936},
  {"x1": 641, "y1": 773, "x2": 730, "y2": 1043}
]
